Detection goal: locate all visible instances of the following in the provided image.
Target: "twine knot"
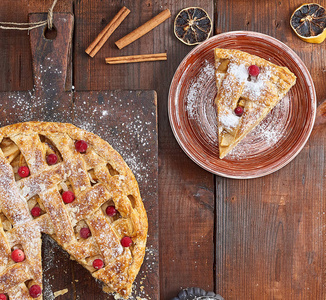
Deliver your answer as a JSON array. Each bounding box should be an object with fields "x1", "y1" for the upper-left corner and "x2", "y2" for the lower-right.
[
  {"x1": 47, "y1": 0, "x2": 57, "y2": 30},
  {"x1": 0, "y1": 0, "x2": 58, "y2": 31}
]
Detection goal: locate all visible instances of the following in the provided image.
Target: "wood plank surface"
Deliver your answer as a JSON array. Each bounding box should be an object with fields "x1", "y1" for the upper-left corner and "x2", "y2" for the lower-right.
[
  {"x1": 149, "y1": 1, "x2": 215, "y2": 298},
  {"x1": 215, "y1": 1, "x2": 326, "y2": 299}
]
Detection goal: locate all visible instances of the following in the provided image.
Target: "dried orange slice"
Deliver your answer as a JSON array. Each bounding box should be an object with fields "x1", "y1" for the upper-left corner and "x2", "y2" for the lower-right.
[
  {"x1": 174, "y1": 7, "x2": 212, "y2": 46},
  {"x1": 290, "y1": 3, "x2": 326, "y2": 43}
]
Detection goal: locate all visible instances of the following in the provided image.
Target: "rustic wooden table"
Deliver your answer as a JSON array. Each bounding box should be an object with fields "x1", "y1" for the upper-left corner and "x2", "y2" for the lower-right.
[{"x1": 0, "y1": 1, "x2": 325, "y2": 299}]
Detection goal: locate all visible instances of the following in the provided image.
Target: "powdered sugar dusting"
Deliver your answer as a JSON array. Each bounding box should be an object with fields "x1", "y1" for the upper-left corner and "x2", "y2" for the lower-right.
[
  {"x1": 228, "y1": 63, "x2": 248, "y2": 82},
  {"x1": 42, "y1": 235, "x2": 69, "y2": 300},
  {"x1": 124, "y1": 244, "x2": 158, "y2": 300},
  {"x1": 0, "y1": 160, "x2": 32, "y2": 225},
  {"x1": 187, "y1": 60, "x2": 215, "y2": 118},
  {"x1": 243, "y1": 66, "x2": 272, "y2": 100},
  {"x1": 1, "y1": 90, "x2": 72, "y2": 125},
  {"x1": 219, "y1": 110, "x2": 239, "y2": 131},
  {"x1": 73, "y1": 93, "x2": 156, "y2": 187},
  {"x1": 227, "y1": 98, "x2": 287, "y2": 159},
  {"x1": 226, "y1": 63, "x2": 272, "y2": 101},
  {"x1": 43, "y1": 276, "x2": 55, "y2": 300}
]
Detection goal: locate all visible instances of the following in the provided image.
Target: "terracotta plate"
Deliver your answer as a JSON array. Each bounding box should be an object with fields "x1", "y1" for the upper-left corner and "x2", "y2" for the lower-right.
[{"x1": 168, "y1": 31, "x2": 316, "y2": 179}]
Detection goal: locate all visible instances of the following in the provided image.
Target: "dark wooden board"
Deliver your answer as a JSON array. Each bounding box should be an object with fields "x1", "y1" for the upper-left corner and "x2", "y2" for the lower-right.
[
  {"x1": 0, "y1": 12, "x2": 158, "y2": 300},
  {"x1": 215, "y1": 1, "x2": 326, "y2": 299}
]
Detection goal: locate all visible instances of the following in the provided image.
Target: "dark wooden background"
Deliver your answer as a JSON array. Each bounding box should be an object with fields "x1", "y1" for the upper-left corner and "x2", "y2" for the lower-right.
[{"x1": 0, "y1": 0, "x2": 325, "y2": 299}]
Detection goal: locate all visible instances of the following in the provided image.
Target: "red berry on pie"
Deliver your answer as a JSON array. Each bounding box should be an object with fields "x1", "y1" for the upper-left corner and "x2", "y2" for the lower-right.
[
  {"x1": 80, "y1": 227, "x2": 91, "y2": 239},
  {"x1": 234, "y1": 106, "x2": 244, "y2": 117},
  {"x1": 11, "y1": 249, "x2": 25, "y2": 262},
  {"x1": 0, "y1": 294, "x2": 7, "y2": 300},
  {"x1": 18, "y1": 166, "x2": 30, "y2": 178},
  {"x1": 46, "y1": 153, "x2": 58, "y2": 165},
  {"x1": 106, "y1": 205, "x2": 117, "y2": 217},
  {"x1": 121, "y1": 236, "x2": 133, "y2": 247},
  {"x1": 248, "y1": 65, "x2": 260, "y2": 76},
  {"x1": 93, "y1": 259, "x2": 104, "y2": 269},
  {"x1": 62, "y1": 191, "x2": 75, "y2": 204},
  {"x1": 31, "y1": 207, "x2": 42, "y2": 217},
  {"x1": 29, "y1": 285, "x2": 42, "y2": 298},
  {"x1": 75, "y1": 140, "x2": 88, "y2": 153}
]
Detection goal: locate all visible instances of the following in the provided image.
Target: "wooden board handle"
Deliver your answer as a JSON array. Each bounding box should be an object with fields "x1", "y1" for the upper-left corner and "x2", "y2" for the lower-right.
[{"x1": 29, "y1": 13, "x2": 74, "y2": 93}]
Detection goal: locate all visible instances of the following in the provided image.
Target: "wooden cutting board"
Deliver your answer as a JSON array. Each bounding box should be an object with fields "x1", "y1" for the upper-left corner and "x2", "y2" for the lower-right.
[{"x1": 0, "y1": 13, "x2": 159, "y2": 300}]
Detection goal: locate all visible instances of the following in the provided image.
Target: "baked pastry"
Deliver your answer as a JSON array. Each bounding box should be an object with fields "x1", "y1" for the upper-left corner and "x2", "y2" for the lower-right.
[
  {"x1": 0, "y1": 122, "x2": 148, "y2": 299},
  {"x1": 214, "y1": 48, "x2": 296, "y2": 159}
]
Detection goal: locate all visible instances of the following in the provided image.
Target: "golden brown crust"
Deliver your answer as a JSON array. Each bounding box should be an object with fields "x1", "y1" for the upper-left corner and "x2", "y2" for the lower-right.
[
  {"x1": 214, "y1": 48, "x2": 296, "y2": 159},
  {"x1": 0, "y1": 121, "x2": 148, "y2": 299}
]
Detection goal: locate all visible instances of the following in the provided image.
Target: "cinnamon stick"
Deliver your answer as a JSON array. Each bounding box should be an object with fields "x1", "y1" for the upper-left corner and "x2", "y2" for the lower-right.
[
  {"x1": 105, "y1": 53, "x2": 167, "y2": 64},
  {"x1": 86, "y1": 6, "x2": 130, "y2": 57},
  {"x1": 115, "y1": 9, "x2": 171, "y2": 49}
]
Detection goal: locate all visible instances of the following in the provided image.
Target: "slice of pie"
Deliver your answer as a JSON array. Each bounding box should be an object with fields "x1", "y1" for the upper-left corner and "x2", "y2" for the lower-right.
[
  {"x1": 214, "y1": 48, "x2": 297, "y2": 159},
  {"x1": 0, "y1": 122, "x2": 148, "y2": 299}
]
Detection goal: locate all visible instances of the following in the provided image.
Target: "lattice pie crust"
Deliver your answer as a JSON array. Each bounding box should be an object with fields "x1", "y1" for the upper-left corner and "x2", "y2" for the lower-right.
[
  {"x1": 214, "y1": 48, "x2": 297, "y2": 159},
  {"x1": 0, "y1": 122, "x2": 148, "y2": 299}
]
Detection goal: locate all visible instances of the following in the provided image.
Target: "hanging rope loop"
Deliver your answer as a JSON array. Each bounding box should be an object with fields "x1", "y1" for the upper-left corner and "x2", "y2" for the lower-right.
[
  {"x1": 0, "y1": 0, "x2": 58, "y2": 31},
  {"x1": 47, "y1": 0, "x2": 58, "y2": 30}
]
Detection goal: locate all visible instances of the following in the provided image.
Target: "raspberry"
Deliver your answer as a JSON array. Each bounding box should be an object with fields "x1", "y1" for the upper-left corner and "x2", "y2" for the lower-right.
[
  {"x1": 29, "y1": 285, "x2": 42, "y2": 298},
  {"x1": 106, "y1": 205, "x2": 117, "y2": 217},
  {"x1": 121, "y1": 236, "x2": 133, "y2": 247},
  {"x1": 75, "y1": 140, "x2": 88, "y2": 153},
  {"x1": 11, "y1": 249, "x2": 25, "y2": 262},
  {"x1": 80, "y1": 227, "x2": 91, "y2": 239},
  {"x1": 93, "y1": 259, "x2": 104, "y2": 270},
  {"x1": 46, "y1": 153, "x2": 58, "y2": 165},
  {"x1": 31, "y1": 207, "x2": 42, "y2": 217},
  {"x1": 18, "y1": 166, "x2": 30, "y2": 178},
  {"x1": 62, "y1": 191, "x2": 75, "y2": 204},
  {"x1": 0, "y1": 294, "x2": 7, "y2": 300},
  {"x1": 234, "y1": 106, "x2": 244, "y2": 117},
  {"x1": 248, "y1": 65, "x2": 260, "y2": 76}
]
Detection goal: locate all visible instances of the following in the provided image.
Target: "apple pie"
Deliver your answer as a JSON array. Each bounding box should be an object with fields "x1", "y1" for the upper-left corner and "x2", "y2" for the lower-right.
[
  {"x1": 214, "y1": 48, "x2": 296, "y2": 159},
  {"x1": 0, "y1": 122, "x2": 148, "y2": 299}
]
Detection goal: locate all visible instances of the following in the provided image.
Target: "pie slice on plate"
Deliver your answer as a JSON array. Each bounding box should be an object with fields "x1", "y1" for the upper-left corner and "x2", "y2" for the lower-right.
[{"x1": 214, "y1": 48, "x2": 297, "y2": 159}]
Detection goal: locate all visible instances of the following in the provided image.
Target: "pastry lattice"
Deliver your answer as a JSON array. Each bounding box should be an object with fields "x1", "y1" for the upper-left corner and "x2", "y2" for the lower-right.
[
  {"x1": 0, "y1": 122, "x2": 147, "y2": 299},
  {"x1": 214, "y1": 48, "x2": 296, "y2": 159}
]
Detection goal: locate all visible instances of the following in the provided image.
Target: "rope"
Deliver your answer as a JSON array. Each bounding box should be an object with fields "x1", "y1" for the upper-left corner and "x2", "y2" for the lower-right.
[
  {"x1": 0, "y1": 0, "x2": 58, "y2": 31},
  {"x1": 47, "y1": 0, "x2": 58, "y2": 29}
]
